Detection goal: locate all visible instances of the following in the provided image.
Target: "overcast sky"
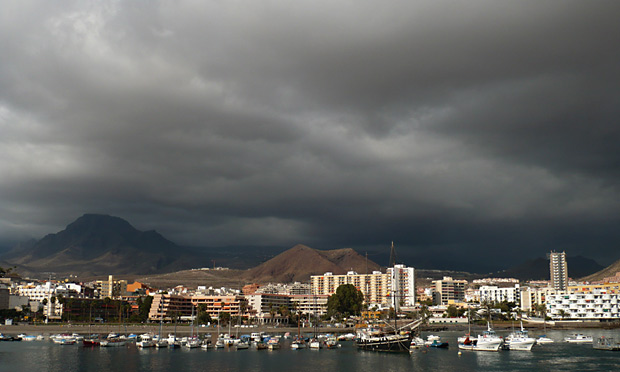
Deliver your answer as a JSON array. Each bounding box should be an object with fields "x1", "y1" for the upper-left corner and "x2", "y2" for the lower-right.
[{"x1": 1, "y1": 1, "x2": 619, "y2": 271}]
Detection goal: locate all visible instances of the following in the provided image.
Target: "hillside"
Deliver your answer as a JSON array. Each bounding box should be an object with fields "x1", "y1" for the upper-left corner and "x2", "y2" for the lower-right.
[
  {"x1": 243, "y1": 244, "x2": 381, "y2": 283},
  {"x1": 2, "y1": 214, "x2": 209, "y2": 275},
  {"x1": 581, "y1": 259, "x2": 620, "y2": 282}
]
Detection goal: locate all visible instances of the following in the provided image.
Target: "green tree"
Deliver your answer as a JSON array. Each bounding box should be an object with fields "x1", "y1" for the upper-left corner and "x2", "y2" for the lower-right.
[
  {"x1": 446, "y1": 305, "x2": 459, "y2": 318},
  {"x1": 327, "y1": 284, "x2": 364, "y2": 318},
  {"x1": 197, "y1": 304, "x2": 212, "y2": 325},
  {"x1": 137, "y1": 296, "x2": 153, "y2": 322},
  {"x1": 219, "y1": 311, "x2": 231, "y2": 325}
]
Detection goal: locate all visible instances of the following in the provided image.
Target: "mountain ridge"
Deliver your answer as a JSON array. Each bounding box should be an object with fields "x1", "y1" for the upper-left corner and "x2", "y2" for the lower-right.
[{"x1": 2, "y1": 214, "x2": 207, "y2": 275}]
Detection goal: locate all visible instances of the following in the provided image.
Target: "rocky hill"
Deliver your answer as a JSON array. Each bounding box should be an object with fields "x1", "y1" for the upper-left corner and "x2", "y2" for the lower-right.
[
  {"x1": 243, "y1": 244, "x2": 381, "y2": 283},
  {"x1": 2, "y1": 214, "x2": 208, "y2": 275},
  {"x1": 581, "y1": 259, "x2": 620, "y2": 282}
]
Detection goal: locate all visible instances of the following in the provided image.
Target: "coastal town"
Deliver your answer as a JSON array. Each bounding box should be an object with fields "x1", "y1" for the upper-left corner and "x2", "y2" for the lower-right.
[{"x1": 2, "y1": 250, "x2": 620, "y2": 336}]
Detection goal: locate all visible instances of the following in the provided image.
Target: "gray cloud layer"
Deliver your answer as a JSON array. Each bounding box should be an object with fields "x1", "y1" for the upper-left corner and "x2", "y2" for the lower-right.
[{"x1": 1, "y1": 1, "x2": 619, "y2": 271}]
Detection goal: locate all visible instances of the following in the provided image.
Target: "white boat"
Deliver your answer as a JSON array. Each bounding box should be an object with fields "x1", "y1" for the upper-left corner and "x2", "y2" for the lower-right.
[
  {"x1": 309, "y1": 338, "x2": 322, "y2": 349},
  {"x1": 184, "y1": 337, "x2": 201, "y2": 348},
  {"x1": 71, "y1": 333, "x2": 84, "y2": 341},
  {"x1": 53, "y1": 336, "x2": 76, "y2": 345},
  {"x1": 137, "y1": 334, "x2": 156, "y2": 348},
  {"x1": 564, "y1": 334, "x2": 593, "y2": 343},
  {"x1": 291, "y1": 338, "x2": 307, "y2": 349},
  {"x1": 504, "y1": 322, "x2": 536, "y2": 351},
  {"x1": 409, "y1": 337, "x2": 425, "y2": 350},
  {"x1": 155, "y1": 340, "x2": 169, "y2": 348},
  {"x1": 458, "y1": 323, "x2": 503, "y2": 352},
  {"x1": 324, "y1": 336, "x2": 341, "y2": 349},
  {"x1": 100, "y1": 339, "x2": 127, "y2": 347},
  {"x1": 236, "y1": 341, "x2": 250, "y2": 350},
  {"x1": 267, "y1": 338, "x2": 280, "y2": 350},
  {"x1": 424, "y1": 334, "x2": 441, "y2": 346},
  {"x1": 537, "y1": 335, "x2": 554, "y2": 344},
  {"x1": 19, "y1": 334, "x2": 38, "y2": 341}
]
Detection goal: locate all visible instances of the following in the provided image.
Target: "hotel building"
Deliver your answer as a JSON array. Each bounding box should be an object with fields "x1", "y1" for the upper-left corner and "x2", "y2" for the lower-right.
[{"x1": 548, "y1": 251, "x2": 568, "y2": 291}]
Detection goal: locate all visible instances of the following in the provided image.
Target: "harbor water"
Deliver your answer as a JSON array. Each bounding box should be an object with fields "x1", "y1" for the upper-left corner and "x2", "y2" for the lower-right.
[{"x1": 1, "y1": 329, "x2": 620, "y2": 372}]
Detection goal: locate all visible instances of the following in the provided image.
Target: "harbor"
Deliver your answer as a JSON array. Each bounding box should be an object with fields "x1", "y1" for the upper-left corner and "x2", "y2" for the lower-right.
[{"x1": 1, "y1": 329, "x2": 620, "y2": 372}]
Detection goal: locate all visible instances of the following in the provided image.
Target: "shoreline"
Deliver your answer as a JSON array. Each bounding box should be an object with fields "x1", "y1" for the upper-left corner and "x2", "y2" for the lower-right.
[{"x1": 2, "y1": 320, "x2": 619, "y2": 336}]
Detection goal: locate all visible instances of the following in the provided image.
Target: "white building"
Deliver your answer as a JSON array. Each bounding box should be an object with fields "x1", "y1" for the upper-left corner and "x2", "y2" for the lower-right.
[
  {"x1": 549, "y1": 251, "x2": 568, "y2": 291},
  {"x1": 546, "y1": 290, "x2": 620, "y2": 320},
  {"x1": 479, "y1": 284, "x2": 520, "y2": 304},
  {"x1": 311, "y1": 265, "x2": 415, "y2": 308},
  {"x1": 387, "y1": 264, "x2": 415, "y2": 310}
]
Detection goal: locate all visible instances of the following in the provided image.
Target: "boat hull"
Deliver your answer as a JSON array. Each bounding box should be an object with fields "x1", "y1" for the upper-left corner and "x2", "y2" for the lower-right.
[{"x1": 356, "y1": 335, "x2": 411, "y2": 352}]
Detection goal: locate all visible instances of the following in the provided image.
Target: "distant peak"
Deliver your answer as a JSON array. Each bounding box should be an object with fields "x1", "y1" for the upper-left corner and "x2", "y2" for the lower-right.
[{"x1": 65, "y1": 214, "x2": 136, "y2": 233}]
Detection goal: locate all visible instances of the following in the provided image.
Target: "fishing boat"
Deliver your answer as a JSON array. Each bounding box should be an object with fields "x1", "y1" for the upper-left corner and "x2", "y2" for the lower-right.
[
  {"x1": 137, "y1": 334, "x2": 156, "y2": 348},
  {"x1": 564, "y1": 334, "x2": 593, "y2": 343},
  {"x1": 593, "y1": 336, "x2": 620, "y2": 351},
  {"x1": 458, "y1": 322, "x2": 503, "y2": 352},
  {"x1": 503, "y1": 322, "x2": 536, "y2": 351}
]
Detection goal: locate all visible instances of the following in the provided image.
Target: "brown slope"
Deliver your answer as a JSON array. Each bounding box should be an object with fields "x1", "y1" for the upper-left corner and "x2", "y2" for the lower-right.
[
  {"x1": 243, "y1": 244, "x2": 382, "y2": 283},
  {"x1": 581, "y1": 259, "x2": 620, "y2": 282}
]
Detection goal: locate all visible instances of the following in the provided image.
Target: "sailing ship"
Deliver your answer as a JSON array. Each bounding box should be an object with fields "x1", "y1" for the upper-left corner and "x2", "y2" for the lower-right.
[{"x1": 355, "y1": 318, "x2": 423, "y2": 352}]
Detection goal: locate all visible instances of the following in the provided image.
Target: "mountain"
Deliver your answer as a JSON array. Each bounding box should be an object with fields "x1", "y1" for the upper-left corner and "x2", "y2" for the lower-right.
[
  {"x1": 243, "y1": 244, "x2": 382, "y2": 283},
  {"x1": 581, "y1": 259, "x2": 620, "y2": 282},
  {"x1": 496, "y1": 255, "x2": 604, "y2": 281},
  {"x1": 2, "y1": 214, "x2": 209, "y2": 275}
]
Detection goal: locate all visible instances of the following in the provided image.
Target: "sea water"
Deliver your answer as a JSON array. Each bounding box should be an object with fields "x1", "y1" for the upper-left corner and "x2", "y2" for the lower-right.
[{"x1": 1, "y1": 329, "x2": 619, "y2": 372}]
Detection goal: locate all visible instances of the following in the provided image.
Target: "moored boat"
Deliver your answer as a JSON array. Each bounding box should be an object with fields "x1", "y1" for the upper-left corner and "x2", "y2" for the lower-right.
[
  {"x1": 458, "y1": 323, "x2": 503, "y2": 352},
  {"x1": 503, "y1": 322, "x2": 536, "y2": 351},
  {"x1": 564, "y1": 334, "x2": 593, "y2": 343},
  {"x1": 355, "y1": 328, "x2": 411, "y2": 352},
  {"x1": 593, "y1": 336, "x2": 620, "y2": 351}
]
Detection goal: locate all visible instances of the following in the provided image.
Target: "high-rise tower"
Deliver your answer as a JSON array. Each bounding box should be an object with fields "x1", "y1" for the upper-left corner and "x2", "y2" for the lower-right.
[{"x1": 548, "y1": 251, "x2": 568, "y2": 291}]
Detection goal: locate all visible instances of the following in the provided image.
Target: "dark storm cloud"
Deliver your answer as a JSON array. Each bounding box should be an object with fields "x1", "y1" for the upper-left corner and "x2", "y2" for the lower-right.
[{"x1": 1, "y1": 1, "x2": 620, "y2": 270}]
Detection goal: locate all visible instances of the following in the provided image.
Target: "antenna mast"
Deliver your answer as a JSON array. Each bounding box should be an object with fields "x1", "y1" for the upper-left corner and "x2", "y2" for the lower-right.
[{"x1": 389, "y1": 241, "x2": 397, "y2": 267}]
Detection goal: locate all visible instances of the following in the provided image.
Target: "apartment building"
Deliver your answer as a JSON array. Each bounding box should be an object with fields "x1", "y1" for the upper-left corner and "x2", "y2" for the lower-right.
[
  {"x1": 432, "y1": 276, "x2": 467, "y2": 305},
  {"x1": 311, "y1": 270, "x2": 389, "y2": 305},
  {"x1": 95, "y1": 275, "x2": 128, "y2": 299},
  {"x1": 148, "y1": 293, "x2": 246, "y2": 321},
  {"x1": 549, "y1": 251, "x2": 568, "y2": 291},
  {"x1": 479, "y1": 284, "x2": 520, "y2": 304},
  {"x1": 311, "y1": 265, "x2": 415, "y2": 307},
  {"x1": 387, "y1": 264, "x2": 415, "y2": 310},
  {"x1": 546, "y1": 289, "x2": 620, "y2": 320}
]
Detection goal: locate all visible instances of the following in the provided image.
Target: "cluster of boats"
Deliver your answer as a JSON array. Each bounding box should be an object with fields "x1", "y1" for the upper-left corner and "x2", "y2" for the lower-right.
[
  {"x1": 5, "y1": 326, "x2": 618, "y2": 354},
  {"x1": 354, "y1": 318, "x2": 614, "y2": 354},
  {"x1": 6, "y1": 331, "x2": 348, "y2": 351}
]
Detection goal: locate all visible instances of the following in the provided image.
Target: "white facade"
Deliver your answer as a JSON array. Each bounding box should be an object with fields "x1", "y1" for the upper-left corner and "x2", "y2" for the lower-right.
[
  {"x1": 479, "y1": 284, "x2": 520, "y2": 304},
  {"x1": 17, "y1": 282, "x2": 56, "y2": 302},
  {"x1": 311, "y1": 265, "x2": 416, "y2": 308},
  {"x1": 387, "y1": 264, "x2": 415, "y2": 310},
  {"x1": 546, "y1": 290, "x2": 620, "y2": 320}
]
